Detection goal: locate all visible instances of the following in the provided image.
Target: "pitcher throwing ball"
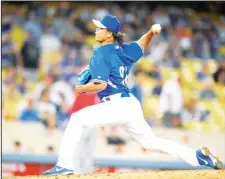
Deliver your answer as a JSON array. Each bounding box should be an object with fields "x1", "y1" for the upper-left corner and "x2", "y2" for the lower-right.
[{"x1": 43, "y1": 14, "x2": 223, "y2": 175}]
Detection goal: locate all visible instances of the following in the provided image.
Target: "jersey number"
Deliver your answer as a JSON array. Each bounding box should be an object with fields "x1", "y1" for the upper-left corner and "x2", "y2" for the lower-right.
[{"x1": 119, "y1": 66, "x2": 128, "y2": 86}]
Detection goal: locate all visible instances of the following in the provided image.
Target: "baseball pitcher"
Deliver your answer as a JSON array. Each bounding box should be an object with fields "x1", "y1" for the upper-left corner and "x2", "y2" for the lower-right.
[{"x1": 43, "y1": 14, "x2": 223, "y2": 175}]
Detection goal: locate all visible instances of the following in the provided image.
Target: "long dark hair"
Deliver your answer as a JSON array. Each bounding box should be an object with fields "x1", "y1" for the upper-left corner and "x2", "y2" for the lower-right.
[{"x1": 113, "y1": 32, "x2": 127, "y2": 45}]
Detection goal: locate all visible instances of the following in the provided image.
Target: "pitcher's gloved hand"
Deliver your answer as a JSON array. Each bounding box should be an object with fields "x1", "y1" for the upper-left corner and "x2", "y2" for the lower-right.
[{"x1": 76, "y1": 66, "x2": 92, "y2": 85}]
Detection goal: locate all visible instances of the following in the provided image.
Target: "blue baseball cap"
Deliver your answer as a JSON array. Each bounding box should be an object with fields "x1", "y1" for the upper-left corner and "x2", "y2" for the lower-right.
[{"x1": 92, "y1": 14, "x2": 121, "y2": 33}]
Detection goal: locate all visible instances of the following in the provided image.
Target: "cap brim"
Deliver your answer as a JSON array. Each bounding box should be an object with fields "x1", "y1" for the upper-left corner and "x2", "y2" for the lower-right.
[{"x1": 92, "y1": 19, "x2": 107, "y2": 29}]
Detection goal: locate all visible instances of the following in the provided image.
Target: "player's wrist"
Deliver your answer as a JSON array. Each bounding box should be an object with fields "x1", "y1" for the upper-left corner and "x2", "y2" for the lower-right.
[
  {"x1": 149, "y1": 28, "x2": 154, "y2": 35},
  {"x1": 75, "y1": 85, "x2": 84, "y2": 93}
]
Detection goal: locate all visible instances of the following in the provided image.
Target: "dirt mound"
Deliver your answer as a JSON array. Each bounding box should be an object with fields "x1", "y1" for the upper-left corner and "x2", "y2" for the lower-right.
[{"x1": 3, "y1": 170, "x2": 225, "y2": 179}]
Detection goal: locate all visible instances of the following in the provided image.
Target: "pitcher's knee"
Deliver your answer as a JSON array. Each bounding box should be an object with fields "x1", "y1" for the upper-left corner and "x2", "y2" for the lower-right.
[{"x1": 70, "y1": 112, "x2": 93, "y2": 128}]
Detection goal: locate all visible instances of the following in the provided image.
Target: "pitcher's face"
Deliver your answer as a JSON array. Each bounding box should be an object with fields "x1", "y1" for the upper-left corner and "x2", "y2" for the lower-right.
[{"x1": 95, "y1": 28, "x2": 112, "y2": 43}]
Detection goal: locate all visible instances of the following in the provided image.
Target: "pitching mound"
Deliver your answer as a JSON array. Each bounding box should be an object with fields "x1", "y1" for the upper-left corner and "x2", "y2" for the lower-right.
[{"x1": 3, "y1": 170, "x2": 225, "y2": 179}]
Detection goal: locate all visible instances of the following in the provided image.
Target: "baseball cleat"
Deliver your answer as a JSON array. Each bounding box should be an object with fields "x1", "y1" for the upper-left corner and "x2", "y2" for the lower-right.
[
  {"x1": 196, "y1": 147, "x2": 223, "y2": 169},
  {"x1": 42, "y1": 165, "x2": 73, "y2": 175}
]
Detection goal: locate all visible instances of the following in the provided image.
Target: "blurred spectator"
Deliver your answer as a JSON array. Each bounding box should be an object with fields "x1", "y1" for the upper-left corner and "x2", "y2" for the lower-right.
[
  {"x1": 181, "y1": 98, "x2": 211, "y2": 122},
  {"x1": 199, "y1": 79, "x2": 217, "y2": 100},
  {"x1": 70, "y1": 93, "x2": 99, "y2": 113},
  {"x1": 197, "y1": 63, "x2": 211, "y2": 81},
  {"x1": 40, "y1": 26, "x2": 62, "y2": 53},
  {"x1": 173, "y1": 57, "x2": 182, "y2": 69},
  {"x1": 147, "y1": 65, "x2": 161, "y2": 80},
  {"x1": 23, "y1": 12, "x2": 42, "y2": 40},
  {"x1": 161, "y1": 46, "x2": 181, "y2": 68},
  {"x1": 37, "y1": 88, "x2": 57, "y2": 132},
  {"x1": 19, "y1": 31, "x2": 40, "y2": 80},
  {"x1": 179, "y1": 36, "x2": 192, "y2": 58},
  {"x1": 2, "y1": 32, "x2": 18, "y2": 68},
  {"x1": 202, "y1": 38, "x2": 211, "y2": 60},
  {"x1": 50, "y1": 79, "x2": 74, "y2": 106},
  {"x1": 159, "y1": 73, "x2": 183, "y2": 128},
  {"x1": 19, "y1": 96, "x2": 39, "y2": 122},
  {"x1": 2, "y1": 15, "x2": 12, "y2": 33},
  {"x1": 94, "y1": 5, "x2": 109, "y2": 20},
  {"x1": 61, "y1": 48, "x2": 84, "y2": 70},
  {"x1": 33, "y1": 76, "x2": 74, "y2": 107},
  {"x1": 46, "y1": 145, "x2": 55, "y2": 155},
  {"x1": 209, "y1": 32, "x2": 220, "y2": 60},
  {"x1": 56, "y1": 1, "x2": 72, "y2": 17},
  {"x1": 106, "y1": 128, "x2": 126, "y2": 153},
  {"x1": 20, "y1": 31, "x2": 40, "y2": 69},
  {"x1": 53, "y1": 13, "x2": 66, "y2": 37},
  {"x1": 33, "y1": 76, "x2": 54, "y2": 100},
  {"x1": 56, "y1": 93, "x2": 70, "y2": 130},
  {"x1": 73, "y1": 12, "x2": 93, "y2": 35},
  {"x1": 152, "y1": 79, "x2": 163, "y2": 96},
  {"x1": 17, "y1": 77, "x2": 29, "y2": 95},
  {"x1": 48, "y1": 62, "x2": 62, "y2": 82},
  {"x1": 12, "y1": 141, "x2": 26, "y2": 153},
  {"x1": 130, "y1": 72, "x2": 144, "y2": 104},
  {"x1": 152, "y1": 7, "x2": 170, "y2": 28},
  {"x1": 192, "y1": 33, "x2": 205, "y2": 59},
  {"x1": 146, "y1": 110, "x2": 159, "y2": 127},
  {"x1": 2, "y1": 66, "x2": 17, "y2": 87},
  {"x1": 58, "y1": 12, "x2": 77, "y2": 41},
  {"x1": 12, "y1": 6, "x2": 26, "y2": 25},
  {"x1": 80, "y1": 45, "x2": 93, "y2": 63},
  {"x1": 213, "y1": 62, "x2": 225, "y2": 85},
  {"x1": 147, "y1": 41, "x2": 168, "y2": 64},
  {"x1": 3, "y1": 80, "x2": 22, "y2": 121}
]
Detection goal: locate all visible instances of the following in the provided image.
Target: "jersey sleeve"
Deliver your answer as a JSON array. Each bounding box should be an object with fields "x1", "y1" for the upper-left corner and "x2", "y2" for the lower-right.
[
  {"x1": 89, "y1": 49, "x2": 110, "y2": 83},
  {"x1": 122, "y1": 42, "x2": 144, "y2": 63}
]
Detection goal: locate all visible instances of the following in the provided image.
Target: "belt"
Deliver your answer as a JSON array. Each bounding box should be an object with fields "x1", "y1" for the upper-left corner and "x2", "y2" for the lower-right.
[{"x1": 101, "y1": 92, "x2": 131, "y2": 102}]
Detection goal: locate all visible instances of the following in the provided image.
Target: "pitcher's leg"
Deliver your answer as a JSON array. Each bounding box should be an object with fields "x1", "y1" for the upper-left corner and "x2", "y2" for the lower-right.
[
  {"x1": 57, "y1": 113, "x2": 85, "y2": 170},
  {"x1": 80, "y1": 128, "x2": 97, "y2": 173},
  {"x1": 124, "y1": 118, "x2": 199, "y2": 166},
  {"x1": 72, "y1": 127, "x2": 97, "y2": 174},
  {"x1": 57, "y1": 99, "x2": 135, "y2": 171}
]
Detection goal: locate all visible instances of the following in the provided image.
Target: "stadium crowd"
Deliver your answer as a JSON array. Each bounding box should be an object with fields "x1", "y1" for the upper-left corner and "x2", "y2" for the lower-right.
[{"x1": 2, "y1": 2, "x2": 225, "y2": 153}]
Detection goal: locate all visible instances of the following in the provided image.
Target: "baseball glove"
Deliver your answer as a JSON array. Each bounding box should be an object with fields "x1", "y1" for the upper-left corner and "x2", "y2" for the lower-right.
[{"x1": 76, "y1": 66, "x2": 92, "y2": 85}]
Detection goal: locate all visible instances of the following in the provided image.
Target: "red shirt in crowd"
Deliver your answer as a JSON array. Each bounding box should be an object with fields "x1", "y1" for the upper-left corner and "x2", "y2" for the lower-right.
[{"x1": 70, "y1": 93, "x2": 100, "y2": 114}]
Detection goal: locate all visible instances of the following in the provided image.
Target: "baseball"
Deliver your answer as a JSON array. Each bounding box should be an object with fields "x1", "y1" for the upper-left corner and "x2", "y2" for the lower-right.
[{"x1": 151, "y1": 24, "x2": 161, "y2": 35}]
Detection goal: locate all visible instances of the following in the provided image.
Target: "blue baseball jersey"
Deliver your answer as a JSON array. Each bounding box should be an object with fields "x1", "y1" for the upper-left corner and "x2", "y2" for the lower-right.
[{"x1": 89, "y1": 42, "x2": 144, "y2": 100}]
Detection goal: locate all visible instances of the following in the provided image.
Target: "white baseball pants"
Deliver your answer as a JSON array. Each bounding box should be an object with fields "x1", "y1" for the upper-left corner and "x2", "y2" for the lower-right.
[
  {"x1": 72, "y1": 127, "x2": 97, "y2": 174},
  {"x1": 57, "y1": 93, "x2": 199, "y2": 171}
]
